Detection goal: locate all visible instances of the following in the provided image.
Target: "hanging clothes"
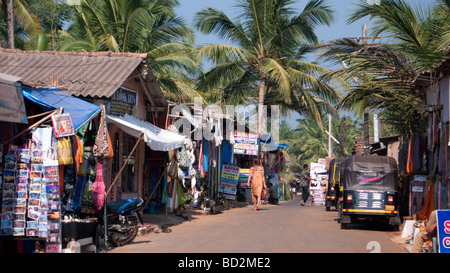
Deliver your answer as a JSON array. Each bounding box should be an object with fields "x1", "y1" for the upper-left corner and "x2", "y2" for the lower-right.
[
  {"x1": 73, "y1": 135, "x2": 84, "y2": 175},
  {"x1": 275, "y1": 152, "x2": 285, "y2": 172},
  {"x1": 72, "y1": 176, "x2": 85, "y2": 211},
  {"x1": 93, "y1": 158, "x2": 105, "y2": 210},
  {"x1": 411, "y1": 133, "x2": 424, "y2": 173},
  {"x1": 80, "y1": 148, "x2": 96, "y2": 214},
  {"x1": 406, "y1": 134, "x2": 414, "y2": 176},
  {"x1": 416, "y1": 180, "x2": 434, "y2": 220},
  {"x1": 202, "y1": 138, "x2": 208, "y2": 172},
  {"x1": 222, "y1": 141, "x2": 232, "y2": 164},
  {"x1": 199, "y1": 139, "x2": 204, "y2": 176}
]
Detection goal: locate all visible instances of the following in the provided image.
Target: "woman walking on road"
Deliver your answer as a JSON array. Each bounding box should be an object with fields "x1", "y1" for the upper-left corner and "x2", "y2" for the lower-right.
[{"x1": 248, "y1": 158, "x2": 266, "y2": 211}]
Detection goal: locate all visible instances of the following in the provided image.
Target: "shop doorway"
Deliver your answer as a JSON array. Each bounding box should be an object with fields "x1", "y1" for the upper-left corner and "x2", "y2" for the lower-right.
[{"x1": 121, "y1": 133, "x2": 138, "y2": 196}]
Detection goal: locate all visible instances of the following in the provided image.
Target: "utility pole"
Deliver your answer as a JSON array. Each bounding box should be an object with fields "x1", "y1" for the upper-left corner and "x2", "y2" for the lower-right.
[
  {"x1": 328, "y1": 114, "x2": 333, "y2": 158},
  {"x1": 342, "y1": 24, "x2": 382, "y2": 156},
  {"x1": 362, "y1": 24, "x2": 371, "y2": 155}
]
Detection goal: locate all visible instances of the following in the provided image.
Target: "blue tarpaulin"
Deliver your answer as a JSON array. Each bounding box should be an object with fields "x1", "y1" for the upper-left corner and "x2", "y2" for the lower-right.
[{"x1": 22, "y1": 87, "x2": 101, "y2": 131}]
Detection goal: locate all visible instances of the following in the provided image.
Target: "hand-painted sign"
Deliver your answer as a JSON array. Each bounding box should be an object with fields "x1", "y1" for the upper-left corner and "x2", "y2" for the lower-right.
[{"x1": 437, "y1": 210, "x2": 450, "y2": 253}]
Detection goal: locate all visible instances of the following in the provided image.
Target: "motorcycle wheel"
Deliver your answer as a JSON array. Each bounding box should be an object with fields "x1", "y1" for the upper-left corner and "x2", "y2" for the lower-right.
[{"x1": 108, "y1": 228, "x2": 138, "y2": 247}]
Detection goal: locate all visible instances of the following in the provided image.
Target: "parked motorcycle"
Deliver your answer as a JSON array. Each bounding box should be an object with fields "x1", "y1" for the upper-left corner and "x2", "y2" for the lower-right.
[{"x1": 98, "y1": 197, "x2": 144, "y2": 247}]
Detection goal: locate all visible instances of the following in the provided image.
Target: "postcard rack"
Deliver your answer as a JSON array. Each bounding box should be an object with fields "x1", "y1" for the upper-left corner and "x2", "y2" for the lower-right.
[{"x1": 1, "y1": 126, "x2": 62, "y2": 253}]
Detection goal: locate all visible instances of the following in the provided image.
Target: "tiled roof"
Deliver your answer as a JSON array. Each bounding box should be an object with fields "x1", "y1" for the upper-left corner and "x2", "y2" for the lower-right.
[
  {"x1": 412, "y1": 58, "x2": 450, "y2": 89},
  {"x1": 0, "y1": 49, "x2": 167, "y2": 106}
]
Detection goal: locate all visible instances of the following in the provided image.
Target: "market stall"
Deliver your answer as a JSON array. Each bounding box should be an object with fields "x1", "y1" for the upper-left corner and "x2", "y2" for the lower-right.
[
  {"x1": 104, "y1": 113, "x2": 186, "y2": 210},
  {"x1": 0, "y1": 86, "x2": 102, "y2": 253}
]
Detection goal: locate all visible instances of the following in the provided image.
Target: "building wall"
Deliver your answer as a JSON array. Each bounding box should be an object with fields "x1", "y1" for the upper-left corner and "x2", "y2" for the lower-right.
[{"x1": 90, "y1": 75, "x2": 149, "y2": 201}]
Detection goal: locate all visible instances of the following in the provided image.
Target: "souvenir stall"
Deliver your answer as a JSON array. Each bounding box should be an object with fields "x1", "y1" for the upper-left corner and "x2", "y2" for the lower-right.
[
  {"x1": 161, "y1": 104, "x2": 201, "y2": 212},
  {"x1": 407, "y1": 110, "x2": 449, "y2": 219},
  {"x1": 104, "y1": 114, "x2": 186, "y2": 214},
  {"x1": 165, "y1": 103, "x2": 234, "y2": 212},
  {"x1": 0, "y1": 86, "x2": 101, "y2": 253}
]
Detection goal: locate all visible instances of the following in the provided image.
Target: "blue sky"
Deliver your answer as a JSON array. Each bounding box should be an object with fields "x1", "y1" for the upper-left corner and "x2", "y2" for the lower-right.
[
  {"x1": 176, "y1": 0, "x2": 369, "y2": 46},
  {"x1": 174, "y1": 0, "x2": 435, "y2": 128},
  {"x1": 176, "y1": 0, "x2": 435, "y2": 47}
]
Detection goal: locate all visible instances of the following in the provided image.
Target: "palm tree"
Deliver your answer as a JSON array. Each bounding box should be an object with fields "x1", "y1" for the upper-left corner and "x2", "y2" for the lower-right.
[
  {"x1": 433, "y1": 0, "x2": 450, "y2": 51},
  {"x1": 0, "y1": 0, "x2": 40, "y2": 48},
  {"x1": 347, "y1": 0, "x2": 447, "y2": 75},
  {"x1": 25, "y1": 0, "x2": 74, "y2": 50},
  {"x1": 194, "y1": 0, "x2": 343, "y2": 135},
  {"x1": 321, "y1": 37, "x2": 428, "y2": 137},
  {"x1": 320, "y1": 0, "x2": 448, "y2": 138},
  {"x1": 60, "y1": 0, "x2": 202, "y2": 102}
]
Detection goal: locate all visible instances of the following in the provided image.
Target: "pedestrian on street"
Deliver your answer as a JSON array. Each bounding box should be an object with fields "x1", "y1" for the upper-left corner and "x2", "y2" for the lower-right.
[
  {"x1": 299, "y1": 164, "x2": 314, "y2": 206},
  {"x1": 268, "y1": 183, "x2": 279, "y2": 205},
  {"x1": 248, "y1": 158, "x2": 266, "y2": 211},
  {"x1": 289, "y1": 179, "x2": 296, "y2": 200}
]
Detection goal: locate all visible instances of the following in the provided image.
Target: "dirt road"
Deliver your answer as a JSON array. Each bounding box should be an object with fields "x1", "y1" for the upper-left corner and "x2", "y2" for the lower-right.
[{"x1": 108, "y1": 194, "x2": 407, "y2": 253}]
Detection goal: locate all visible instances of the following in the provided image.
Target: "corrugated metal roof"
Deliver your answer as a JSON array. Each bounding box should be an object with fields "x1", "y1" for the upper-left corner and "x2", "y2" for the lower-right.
[{"x1": 0, "y1": 49, "x2": 166, "y2": 107}]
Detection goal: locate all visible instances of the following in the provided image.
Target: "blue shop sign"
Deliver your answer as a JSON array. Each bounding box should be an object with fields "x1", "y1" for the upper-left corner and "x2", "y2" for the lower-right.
[{"x1": 437, "y1": 210, "x2": 450, "y2": 253}]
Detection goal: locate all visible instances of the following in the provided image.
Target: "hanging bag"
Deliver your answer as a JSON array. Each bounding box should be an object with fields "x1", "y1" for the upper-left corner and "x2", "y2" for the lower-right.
[
  {"x1": 57, "y1": 137, "x2": 74, "y2": 165},
  {"x1": 93, "y1": 105, "x2": 109, "y2": 158},
  {"x1": 93, "y1": 158, "x2": 105, "y2": 210},
  {"x1": 178, "y1": 145, "x2": 190, "y2": 170}
]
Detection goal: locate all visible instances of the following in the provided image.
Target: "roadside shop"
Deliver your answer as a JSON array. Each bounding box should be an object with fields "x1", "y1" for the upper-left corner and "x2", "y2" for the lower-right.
[
  {"x1": 410, "y1": 58, "x2": 450, "y2": 218},
  {"x1": 0, "y1": 77, "x2": 102, "y2": 253},
  {"x1": 0, "y1": 50, "x2": 180, "y2": 253}
]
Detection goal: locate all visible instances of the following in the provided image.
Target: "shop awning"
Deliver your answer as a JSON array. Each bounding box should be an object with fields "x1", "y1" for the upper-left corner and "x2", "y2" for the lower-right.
[
  {"x1": 260, "y1": 132, "x2": 289, "y2": 151},
  {"x1": 106, "y1": 114, "x2": 186, "y2": 151},
  {"x1": 22, "y1": 87, "x2": 101, "y2": 131},
  {"x1": 0, "y1": 73, "x2": 27, "y2": 124}
]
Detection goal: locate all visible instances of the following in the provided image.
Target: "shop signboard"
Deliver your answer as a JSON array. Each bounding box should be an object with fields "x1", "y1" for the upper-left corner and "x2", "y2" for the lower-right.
[
  {"x1": 104, "y1": 87, "x2": 138, "y2": 117},
  {"x1": 311, "y1": 160, "x2": 327, "y2": 206},
  {"x1": 233, "y1": 131, "x2": 259, "y2": 156},
  {"x1": 218, "y1": 164, "x2": 240, "y2": 200},
  {"x1": 437, "y1": 210, "x2": 450, "y2": 253},
  {"x1": 310, "y1": 162, "x2": 325, "y2": 190},
  {"x1": 238, "y1": 168, "x2": 251, "y2": 188}
]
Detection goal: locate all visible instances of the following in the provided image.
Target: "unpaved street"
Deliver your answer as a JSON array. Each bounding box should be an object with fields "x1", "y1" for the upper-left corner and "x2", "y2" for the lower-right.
[{"x1": 108, "y1": 195, "x2": 406, "y2": 253}]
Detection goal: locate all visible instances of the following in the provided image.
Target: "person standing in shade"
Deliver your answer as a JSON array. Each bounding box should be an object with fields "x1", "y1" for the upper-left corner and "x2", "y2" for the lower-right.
[
  {"x1": 268, "y1": 183, "x2": 279, "y2": 205},
  {"x1": 299, "y1": 164, "x2": 314, "y2": 206},
  {"x1": 248, "y1": 158, "x2": 266, "y2": 211}
]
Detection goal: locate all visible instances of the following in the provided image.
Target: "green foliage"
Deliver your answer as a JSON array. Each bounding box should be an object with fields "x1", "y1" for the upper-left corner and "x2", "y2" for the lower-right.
[
  {"x1": 279, "y1": 114, "x2": 361, "y2": 176},
  {"x1": 320, "y1": 0, "x2": 446, "y2": 138},
  {"x1": 194, "y1": 0, "x2": 344, "y2": 129}
]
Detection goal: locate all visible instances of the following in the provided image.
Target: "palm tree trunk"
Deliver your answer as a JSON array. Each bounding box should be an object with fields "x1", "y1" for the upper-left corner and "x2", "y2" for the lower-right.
[
  {"x1": 258, "y1": 76, "x2": 267, "y2": 136},
  {"x1": 6, "y1": 0, "x2": 14, "y2": 49}
]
